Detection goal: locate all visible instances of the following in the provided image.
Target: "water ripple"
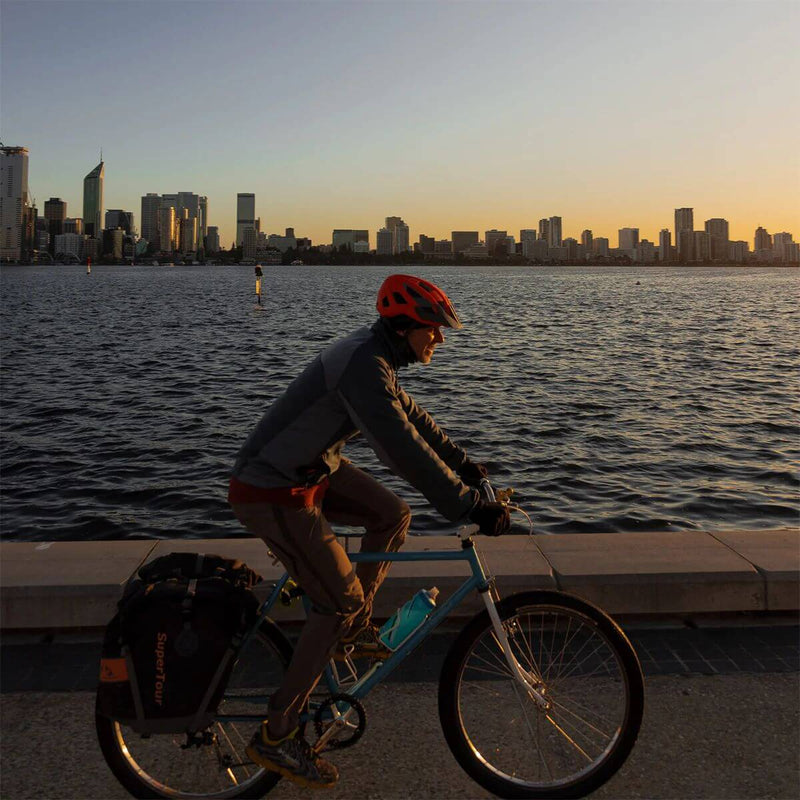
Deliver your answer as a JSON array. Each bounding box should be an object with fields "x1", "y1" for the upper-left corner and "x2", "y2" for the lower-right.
[{"x1": 1, "y1": 263, "x2": 799, "y2": 540}]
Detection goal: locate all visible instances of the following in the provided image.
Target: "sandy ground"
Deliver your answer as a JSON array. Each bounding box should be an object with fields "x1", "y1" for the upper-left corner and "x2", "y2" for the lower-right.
[{"x1": 1, "y1": 673, "x2": 798, "y2": 799}]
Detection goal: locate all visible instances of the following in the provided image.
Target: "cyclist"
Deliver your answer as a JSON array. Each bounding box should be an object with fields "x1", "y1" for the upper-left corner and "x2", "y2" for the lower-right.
[{"x1": 228, "y1": 273, "x2": 510, "y2": 788}]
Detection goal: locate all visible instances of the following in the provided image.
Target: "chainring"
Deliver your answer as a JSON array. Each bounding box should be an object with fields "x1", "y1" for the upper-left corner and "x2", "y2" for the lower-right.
[{"x1": 313, "y1": 693, "x2": 366, "y2": 750}]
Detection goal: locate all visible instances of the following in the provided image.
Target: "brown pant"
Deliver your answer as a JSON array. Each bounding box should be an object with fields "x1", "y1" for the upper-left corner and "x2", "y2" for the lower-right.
[{"x1": 231, "y1": 462, "x2": 411, "y2": 737}]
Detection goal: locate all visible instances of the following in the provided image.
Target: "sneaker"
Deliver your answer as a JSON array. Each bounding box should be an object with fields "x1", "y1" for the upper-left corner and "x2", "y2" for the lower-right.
[
  {"x1": 245, "y1": 726, "x2": 339, "y2": 789},
  {"x1": 334, "y1": 622, "x2": 391, "y2": 661}
]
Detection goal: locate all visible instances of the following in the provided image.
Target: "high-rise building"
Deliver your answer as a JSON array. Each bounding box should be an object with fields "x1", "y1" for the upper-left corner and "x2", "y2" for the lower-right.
[
  {"x1": 659, "y1": 229, "x2": 672, "y2": 262},
  {"x1": 580, "y1": 229, "x2": 593, "y2": 251},
  {"x1": 729, "y1": 241, "x2": 748, "y2": 263},
  {"x1": 674, "y1": 208, "x2": 693, "y2": 261},
  {"x1": 140, "y1": 193, "x2": 160, "y2": 246},
  {"x1": 564, "y1": 237, "x2": 578, "y2": 260},
  {"x1": 1, "y1": 146, "x2": 31, "y2": 261},
  {"x1": 385, "y1": 216, "x2": 410, "y2": 254},
  {"x1": 376, "y1": 227, "x2": 393, "y2": 255},
  {"x1": 205, "y1": 226, "x2": 220, "y2": 253},
  {"x1": 417, "y1": 234, "x2": 435, "y2": 254},
  {"x1": 637, "y1": 240, "x2": 656, "y2": 263},
  {"x1": 332, "y1": 230, "x2": 369, "y2": 250},
  {"x1": 64, "y1": 217, "x2": 83, "y2": 235},
  {"x1": 773, "y1": 232, "x2": 795, "y2": 263},
  {"x1": 704, "y1": 218, "x2": 729, "y2": 261},
  {"x1": 754, "y1": 227, "x2": 772, "y2": 251},
  {"x1": 451, "y1": 231, "x2": 479, "y2": 254},
  {"x1": 102, "y1": 228, "x2": 124, "y2": 259},
  {"x1": 592, "y1": 237, "x2": 610, "y2": 257},
  {"x1": 618, "y1": 227, "x2": 639, "y2": 251},
  {"x1": 83, "y1": 160, "x2": 104, "y2": 237},
  {"x1": 547, "y1": 216, "x2": 562, "y2": 248},
  {"x1": 677, "y1": 229, "x2": 694, "y2": 263},
  {"x1": 105, "y1": 209, "x2": 134, "y2": 234},
  {"x1": 199, "y1": 196, "x2": 208, "y2": 248},
  {"x1": 693, "y1": 230, "x2": 709, "y2": 261},
  {"x1": 236, "y1": 193, "x2": 256, "y2": 246},
  {"x1": 485, "y1": 229, "x2": 508, "y2": 256},
  {"x1": 178, "y1": 210, "x2": 197, "y2": 254},
  {"x1": 538, "y1": 218, "x2": 550, "y2": 242},
  {"x1": 520, "y1": 229, "x2": 539, "y2": 259},
  {"x1": 158, "y1": 206, "x2": 176, "y2": 252},
  {"x1": 44, "y1": 198, "x2": 67, "y2": 252}
]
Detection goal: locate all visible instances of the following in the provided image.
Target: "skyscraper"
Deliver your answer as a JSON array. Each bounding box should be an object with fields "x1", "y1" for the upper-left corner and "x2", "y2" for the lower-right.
[
  {"x1": 83, "y1": 160, "x2": 104, "y2": 237},
  {"x1": 1, "y1": 146, "x2": 31, "y2": 261},
  {"x1": 618, "y1": 228, "x2": 639, "y2": 251},
  {"x1": 237, "y1": 193, "x2": 256, "y2": 246},
  {"x1": 693, "y1": 230, "x2": 709, "y2": 261},
  {"x1": 659, "y1": 229, "x2": 672, "y2": 262},
  {"x1": 580, "y1": 229, "x2": 593, "y2": 251},
  {"x1": 141, "y1": 194, "x2": 160, "y2": 246},
  {"x1": 704, "y1": 218, "x2": 729, "y2": 261},
  {"x1": 538, "y1": 218, "x2": 550, "y2": 242},
  {"x1": 754, "y1": 227, "x2": 772, "y2": 251},
  {"x1": 376, "y1": 227, "x2": 393, "y2": 255},
  {"x1": 547, "y1": 216, "x2": 562, "y2": 248},
  {"x1": 44, "y1": 198, "x2": 67, "y2": 251},
  {"x1": 674, "y1": 208, "x2": 693, "y2": 262},
  {"x1": 205, "y1": 226, "x2": 220, "y2": 253},
  {"x1": 158, "y1": 206, "x2": 176, "y2": 252},
  {"x1": 385, "y1": 216, "x2": 410, "y2": 254},
  {"x1": 105, "y1": 209, "x2": 134, "y2": 234}
]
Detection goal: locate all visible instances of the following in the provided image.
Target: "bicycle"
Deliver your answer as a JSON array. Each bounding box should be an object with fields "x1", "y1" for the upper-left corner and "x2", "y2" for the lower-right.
[{"x1": 96, "y1": 479, "x2": 644, "y2": 799}]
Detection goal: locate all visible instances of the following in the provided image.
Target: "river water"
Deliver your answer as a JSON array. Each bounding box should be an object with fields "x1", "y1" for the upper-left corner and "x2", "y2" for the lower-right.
[{"x1": 1, "y1": 263, "x2": 798, "y2": 541}]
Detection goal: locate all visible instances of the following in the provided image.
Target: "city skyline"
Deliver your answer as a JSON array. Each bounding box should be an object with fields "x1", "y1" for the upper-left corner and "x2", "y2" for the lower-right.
[{"x1": 2, "y1": 1, "x2": 798, "y2": 247}]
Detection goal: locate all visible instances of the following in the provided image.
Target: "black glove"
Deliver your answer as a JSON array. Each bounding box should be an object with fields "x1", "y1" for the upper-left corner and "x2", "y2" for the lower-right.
[
  {"x1": 469, "y1": 500, "x2": 511, "y2": 537},
  {"x1": 458, "y1": 459, "x2": 489, "y2": 487}
]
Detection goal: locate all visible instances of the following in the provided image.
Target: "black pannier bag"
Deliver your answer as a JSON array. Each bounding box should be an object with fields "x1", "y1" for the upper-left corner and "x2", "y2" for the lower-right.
[{"x1": 96, "y1": 552, "x2": 262, "y2": 734}]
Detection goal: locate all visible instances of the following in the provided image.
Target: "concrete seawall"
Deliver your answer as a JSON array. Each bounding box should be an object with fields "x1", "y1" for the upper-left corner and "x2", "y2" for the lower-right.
[{"x1": 1, "y1": 529, "x2": 798, "y2": 630}]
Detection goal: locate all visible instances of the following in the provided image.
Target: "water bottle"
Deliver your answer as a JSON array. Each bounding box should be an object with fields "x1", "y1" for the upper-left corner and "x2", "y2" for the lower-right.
[{"x1": 379, "y1": 587, "x2": 439, "y2": 651}]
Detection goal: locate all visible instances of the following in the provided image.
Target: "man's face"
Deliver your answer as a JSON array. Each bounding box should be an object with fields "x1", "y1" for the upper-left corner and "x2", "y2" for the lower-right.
[{"x1": 407, "y1": 325, "x2": 445, "y2": 364}]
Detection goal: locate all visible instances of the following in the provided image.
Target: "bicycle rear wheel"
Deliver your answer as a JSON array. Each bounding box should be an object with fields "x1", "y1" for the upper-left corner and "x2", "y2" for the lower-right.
[
  {"x1": 438, "y1": 590, "x2": 644, "y2": 799},
  {"x1": 96, "y1": 618, "x2": 293, "y2": 799}
]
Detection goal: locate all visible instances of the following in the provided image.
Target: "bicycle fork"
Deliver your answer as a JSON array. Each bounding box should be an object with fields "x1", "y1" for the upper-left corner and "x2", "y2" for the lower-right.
[{"x1": 482, "y1": 590, "x2": 550, "y2": 711}]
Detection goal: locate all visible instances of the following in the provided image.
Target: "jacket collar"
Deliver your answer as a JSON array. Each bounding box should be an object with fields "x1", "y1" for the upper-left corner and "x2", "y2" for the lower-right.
[{"x1": 370, "y1": 317, "x2": 417, "y2": 369}]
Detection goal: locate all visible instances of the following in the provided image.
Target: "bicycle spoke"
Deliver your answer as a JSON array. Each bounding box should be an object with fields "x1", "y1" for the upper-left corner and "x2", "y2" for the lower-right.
[{"x1": 448, "y1": 599, "x2": 641, "y2": 796}]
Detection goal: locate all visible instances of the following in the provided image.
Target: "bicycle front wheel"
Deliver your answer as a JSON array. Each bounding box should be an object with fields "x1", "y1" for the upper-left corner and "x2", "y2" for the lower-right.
[
  {"x1": 438, "y1": 591, "x2": 644, "y2": 800},
  {"x1": 96, "y1": 618, "x2": 293, "y2": 799}
]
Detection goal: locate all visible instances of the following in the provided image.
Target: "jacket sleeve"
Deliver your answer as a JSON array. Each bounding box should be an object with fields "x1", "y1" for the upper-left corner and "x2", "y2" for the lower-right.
[
  {"x1": 337, "y1": 354, "x2": 477, "y2": 522},
  {"x1": 396, "y1": 386, "x2": 468, "y2": 472}
]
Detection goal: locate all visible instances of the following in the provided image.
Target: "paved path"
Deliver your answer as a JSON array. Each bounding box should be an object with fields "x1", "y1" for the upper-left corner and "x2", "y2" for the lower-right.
[
  {"x1": 1, "y1": 673, "x2": 798, "y2": 799},
  {"x1": 2, "y1": 624, "x2": 799, "y2": 799}
]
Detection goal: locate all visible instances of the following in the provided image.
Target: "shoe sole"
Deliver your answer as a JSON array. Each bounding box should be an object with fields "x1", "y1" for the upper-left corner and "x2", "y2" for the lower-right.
[{"x1": 245, "y1": 744, "x2": 338, "y2": 790}]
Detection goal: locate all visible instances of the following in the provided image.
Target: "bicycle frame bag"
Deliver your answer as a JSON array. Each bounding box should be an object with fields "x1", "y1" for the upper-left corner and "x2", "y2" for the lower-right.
[{"x1": 96, "y1": 552, "x2": 262, "y2": 734}]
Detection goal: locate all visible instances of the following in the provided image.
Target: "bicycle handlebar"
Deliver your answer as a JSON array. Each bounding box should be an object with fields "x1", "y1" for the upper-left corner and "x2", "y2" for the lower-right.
[{"x1": 457, "y1": 478, "x2": 529, "y2": 539}]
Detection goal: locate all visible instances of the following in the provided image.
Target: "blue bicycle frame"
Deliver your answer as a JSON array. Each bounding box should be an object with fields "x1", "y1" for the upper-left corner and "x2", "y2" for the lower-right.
[{"x1": 218, "y1": 536, "x2": 494, "y2": 724}]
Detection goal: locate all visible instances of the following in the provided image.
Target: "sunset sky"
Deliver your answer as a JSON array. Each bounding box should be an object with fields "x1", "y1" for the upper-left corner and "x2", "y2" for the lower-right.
[{"x1": 2, "y1": 0, "x2": 798, "y2": 248}]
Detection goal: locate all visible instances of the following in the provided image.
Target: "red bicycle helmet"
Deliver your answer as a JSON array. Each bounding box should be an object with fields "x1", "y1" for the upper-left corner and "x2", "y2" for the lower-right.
[{"x1": 376, "y1": 274, "x2": 462, "y2": 329}]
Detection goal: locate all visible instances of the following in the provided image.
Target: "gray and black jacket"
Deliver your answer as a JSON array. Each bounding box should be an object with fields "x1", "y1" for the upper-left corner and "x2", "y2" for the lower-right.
[{"x1": 232, "y1": 318, "x2": 478, "y2": 521}]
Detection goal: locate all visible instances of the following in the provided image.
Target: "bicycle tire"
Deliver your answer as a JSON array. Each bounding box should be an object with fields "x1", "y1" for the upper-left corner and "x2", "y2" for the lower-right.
[
  {"x1": 438, "y1": 590, "x2": 644, "y2": 799},
  {"x1": 96, "y1": 617, "x2": 294, "y2": 799}
]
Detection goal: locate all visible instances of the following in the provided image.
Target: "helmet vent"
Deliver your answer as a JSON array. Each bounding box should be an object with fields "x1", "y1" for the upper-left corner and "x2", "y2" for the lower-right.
[
  {"x1": 406, "y1": 286, "x2": 422, "y2": 300},
  {"x1": 392, "y1": 292, "x2": 407, "y2": 304},
  {"x1": 381, "y1": 297, "x2": 390, "y2": 307},
  {"x1": 418, "y1": 281, "x2": 434, "y2": 292}
]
